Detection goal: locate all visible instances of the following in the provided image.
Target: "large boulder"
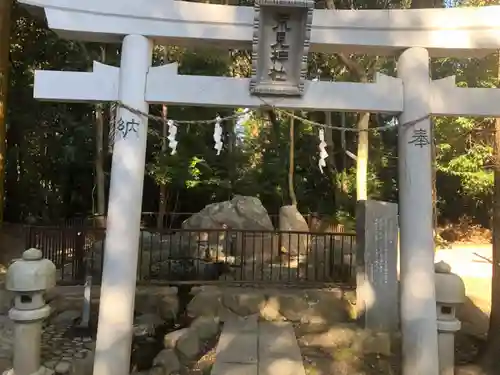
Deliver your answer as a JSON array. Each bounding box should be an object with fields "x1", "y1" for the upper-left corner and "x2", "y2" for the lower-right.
[
  {"x1": 182, "y1": 196, "x2": 275, "y2": 262},
  {"x1": 278, "y1": 205, "x2": 310, "y2": 256},
  {"x1": 182, "y1": 196, "x2": 274, "y2": 231}
]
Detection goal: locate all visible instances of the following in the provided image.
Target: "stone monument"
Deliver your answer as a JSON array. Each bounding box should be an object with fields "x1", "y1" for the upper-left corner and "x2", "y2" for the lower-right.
[{"x1": 356, "y1": 200, "x2": 398, "y2": 333}]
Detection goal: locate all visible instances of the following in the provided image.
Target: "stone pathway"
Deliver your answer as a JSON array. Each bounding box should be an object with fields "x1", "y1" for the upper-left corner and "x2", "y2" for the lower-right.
[
  {"x1": 40, "y1": 324, "x2": 94, "y2": 371},
  {"x1": 211, "y1": 317, "x2": 305, "y2": 375}
]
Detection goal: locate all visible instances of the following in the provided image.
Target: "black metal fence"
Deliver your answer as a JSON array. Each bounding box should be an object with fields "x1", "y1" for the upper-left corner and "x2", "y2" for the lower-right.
[
  {"x1": 25, "y1": 226, "x2": 356, "y2": 286},
  {"x1": 49, "y1": 212, "x2": 348, "y2": 232}
]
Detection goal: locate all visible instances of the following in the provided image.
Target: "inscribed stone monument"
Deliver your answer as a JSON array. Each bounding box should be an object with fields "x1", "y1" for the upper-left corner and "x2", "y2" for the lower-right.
[{"x1": 356, "y1": 200, "x2": 398, "y2": 332}]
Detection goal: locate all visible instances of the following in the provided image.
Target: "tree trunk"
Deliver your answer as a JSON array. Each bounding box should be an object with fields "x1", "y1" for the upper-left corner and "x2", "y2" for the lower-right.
[
  {"x1": 94, "y1": 46, "x2": 107, "y2": 228},
  {"x1": 288, "y1": 114, "x2": 297, "y2": 206},
  {"x1": 431, "y1": 118, "x2": 438, "y2": 247},
  {"x1": 95, "y1": 103, "x2": 106, "y2": 227},
  {"x1": 477, "y1": 51, "x2": 500, "y2": 375},
  {"x1": 324, "y1": 0, "x2": 370, "y2": 202},
  {"x1": 157, "y1": 104, "x2": 169, "y2": 230},
  {"x1": 356, "y1": 112, "x2": 369, "y2": 201},
  {"x1": 0, "y1": 0, "x2": 12, "y2": 225},
  {"x1": 227, "y1": 117, "x2": 236, "y2": 199}
]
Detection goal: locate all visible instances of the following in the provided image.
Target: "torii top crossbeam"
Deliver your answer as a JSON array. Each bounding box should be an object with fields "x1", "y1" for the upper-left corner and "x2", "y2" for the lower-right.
[{"x1": 19, "y1": 0, "x2": 500, "y2": 57}]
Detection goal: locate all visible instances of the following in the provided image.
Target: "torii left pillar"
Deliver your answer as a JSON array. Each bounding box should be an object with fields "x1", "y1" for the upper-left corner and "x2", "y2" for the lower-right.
[{"x1": 93, "y1": 34, "x2": 153, "y2": 375}]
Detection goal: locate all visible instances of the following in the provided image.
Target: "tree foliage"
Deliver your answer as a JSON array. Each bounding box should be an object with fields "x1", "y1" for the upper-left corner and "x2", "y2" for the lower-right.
[{"x1": 2, "y1": 0, "x2": 497, "y2": 231}]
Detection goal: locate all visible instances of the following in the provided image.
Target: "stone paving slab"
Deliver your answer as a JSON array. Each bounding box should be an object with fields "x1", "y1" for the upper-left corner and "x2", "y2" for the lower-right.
[
  {"x1": 258, "y1": 322, "x2": 302, "y2": 358},
  {"x1": 258, "y1": 358, "x2": 306, "y2": 375},
  {"x1": 211, "y1": 319, "x2": 305, "y2": 375},
  {"x1": 211, "y1": 362, "x2": 258, "y2": 375},
  {"x1": 222, "y1": 315, "x2": 258, "y2": 333},
  {"x1": 215, "y1": 331, "x2": 258, "y2": 364}
]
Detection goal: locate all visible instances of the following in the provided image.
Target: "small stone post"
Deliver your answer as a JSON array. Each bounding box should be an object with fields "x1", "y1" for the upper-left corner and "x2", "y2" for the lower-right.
[
  {"x1": 435, "y1": 262, "x2": 466, "y2": 375},
  {"x1": 4, "y1": 248, "x2": 56, "y2": 375}
]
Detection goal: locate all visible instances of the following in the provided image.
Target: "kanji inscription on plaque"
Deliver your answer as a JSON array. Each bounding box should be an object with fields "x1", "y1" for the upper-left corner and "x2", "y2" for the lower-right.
[{"x1": 250, "y1": 0, "x2": 314, "y2": 96}]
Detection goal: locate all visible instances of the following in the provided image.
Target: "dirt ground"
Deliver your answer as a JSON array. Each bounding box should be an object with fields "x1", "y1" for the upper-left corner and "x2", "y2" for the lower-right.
[
  {"x1": 294, "y1": 326, "x2": 483, "y2": 375},
  {"x1": 298, "y1": 338, "x2": 400, "y2": 375},
  {"x1": 292, "y1": 258, "x2": 493, "y2": 375}
]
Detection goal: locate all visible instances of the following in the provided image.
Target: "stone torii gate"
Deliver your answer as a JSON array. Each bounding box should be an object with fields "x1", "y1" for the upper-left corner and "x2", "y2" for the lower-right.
[{"x1": 17, "y1": 1, "x2": 500, "y2": 375}]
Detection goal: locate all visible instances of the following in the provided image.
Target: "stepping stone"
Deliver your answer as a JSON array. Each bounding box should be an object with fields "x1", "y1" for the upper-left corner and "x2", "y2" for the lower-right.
[
  {"x1": 215, "y1": 331, "x2": 257, "y2": 364},
  {"x1": 211, "y1": 362, "x2": 257, "y2": 375},
  {"x1": 211, "y1": 318, "x2": 305, "y2": 375},
  {"x1": 259, "y1": 322, "x2": 302, "y2": 358},
  {"x1": 259, "y1": 357, "x2": 305, "y2": 375},
  {"x1": 222, "y1": 315, "x2": 258, "y2": 333}
]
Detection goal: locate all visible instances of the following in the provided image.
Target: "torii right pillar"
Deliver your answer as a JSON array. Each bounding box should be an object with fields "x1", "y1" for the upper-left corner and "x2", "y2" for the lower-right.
[{"x1": 397, "y1": 47, "x2": 440, "y2": 375}]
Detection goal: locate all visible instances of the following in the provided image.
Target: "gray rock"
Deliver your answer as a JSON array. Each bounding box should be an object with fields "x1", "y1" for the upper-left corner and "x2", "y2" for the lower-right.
[
  {"x1": 54, "y1": 361, "x2": 72, "y2": 374},
  {"x1": 158, "y1": 294, "x2": 179, "y2": 321},
  {"x1": 191, "y1": 316, "x2": 220, "y2": 341},
  {"x1": 258, "y1": 296, "x2": 283, "y2": 321},
  {"x1": 187, "y1": 289, "x2": 222, "y2": 318},
  {"x1": 44, "y1": 360, "x2": 58, "y2": 370},
  {"x1": 278, "y1": 293, "x2": 310, "y2": 322},
  {"x1": 182, "y1": 196, "x2": 274, "y2": 232},
  {"x1": 40, "y1": 367, "x2": 56, "y2": 375},
  {"x1": 164, "y1": 328, "x2": 189, "y2": 349},
  {"x1": 152, "y1": 349, "x2": 181, "y2": 374},
  {"x1": 175, "y1": 329, "x2": 201, "y2": 362},
  {"x1": 298, "y1": 324, "x2": 359, "y2": 349},
  {"x1": 222, "y1": 292, "x2": 265, "y2": 317},
  {"x1": 279, "y1": 205, "x2": 310, "y2": 256},
  {"x1": 301, "y1": 291, "x2": 350, "y2": 325}
]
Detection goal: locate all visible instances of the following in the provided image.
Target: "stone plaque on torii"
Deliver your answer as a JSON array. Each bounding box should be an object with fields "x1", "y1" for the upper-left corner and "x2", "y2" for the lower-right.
[
  {"x1": 249, "y1": 0, "x2": 313, "y2": 96},
  {"x1": 16, "y1": 1, "x2": 500, "y2": 375}
]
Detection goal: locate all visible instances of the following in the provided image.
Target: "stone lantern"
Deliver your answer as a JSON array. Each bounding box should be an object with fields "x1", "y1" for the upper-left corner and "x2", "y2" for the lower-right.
[
  {"x1": 3, "y1": 248, "x2": 56, "y2": 375},
  {"x1": 434, "y1": 261, "x2": 466, "y2": 375}
]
